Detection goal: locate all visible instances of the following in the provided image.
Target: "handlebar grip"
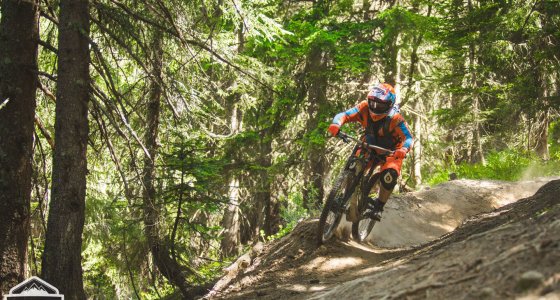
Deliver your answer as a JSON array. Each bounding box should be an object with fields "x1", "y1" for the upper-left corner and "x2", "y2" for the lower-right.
[{"x1": 337, "y1": 132, "x2": 349, "y2": 143}]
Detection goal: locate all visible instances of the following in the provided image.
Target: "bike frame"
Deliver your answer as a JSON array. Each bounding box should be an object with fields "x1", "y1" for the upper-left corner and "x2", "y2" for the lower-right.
[
  {"x1": 339, "y1": 131, "x2": 393, "y2": 218},
  {"x1": 317, "y1": 131, "x2": 397, "y2": 244}
]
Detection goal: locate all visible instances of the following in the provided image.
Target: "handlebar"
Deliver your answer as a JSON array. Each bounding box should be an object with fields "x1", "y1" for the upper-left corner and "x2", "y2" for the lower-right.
[{"x1": 337, "y1": 131, "x2": 394, "y2": 155}]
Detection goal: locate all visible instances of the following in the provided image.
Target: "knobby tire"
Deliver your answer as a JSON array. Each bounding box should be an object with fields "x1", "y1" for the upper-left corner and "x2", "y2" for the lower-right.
[
  {"x1": 317, "y1": 169, "x2": 355, "y2": 245},
  {"x1": 351, "y1": 172, "x2": 380, "y2": 242},
  {"x1": 352, "y1": 218, "x2": 376, "y2": 242}
]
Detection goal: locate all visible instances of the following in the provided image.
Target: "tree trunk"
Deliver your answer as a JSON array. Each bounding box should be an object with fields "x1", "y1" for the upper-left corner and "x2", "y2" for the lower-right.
[
  {"x1": 412, "y1": 82, "x2": 423, "y2": 185},
  {"x1": 402, "y1": 4, "x2": 430, "y2": 185},
  {"x1": 534, "y1": 110, "x2": 550, "y2": 160},
  {"x1": 41, "y1": 0, "x2": 89, "y2": 298},
  {"x1": 443, "y1": 0, "x2": 466, "y2": 164},
  {"x1": 256, "y1": 137, "x2": 273, "y2": 236},
  {"x1": 250, "y1": 97, "x2": 275, "y2": 239},
  {"x1": 401, "y1": 4, "x2": 430, "y2": 108},
  {"x1": 221, "y1": 23, "x2": 245, "y2": 253},
  {"x1": 383, "y1": 27, "x2": 400, "y2": 87},
  {"x1": 303, "y1": 44, "x2": 328, "y2": 210},
  {"x1": 221, "y1": 101, "x2": 243, "y2": 255},
  {"x1": 141, "y1": 30, "x2": 195, "y2": 297},
  {"x1": 533, "y1": 70, "x2": 550, "y2": 160},
  {"x1": 301, "y1": 0, "x2": 330, "y2": 211},
  {"x1": 533, "y1": 12, "x2": 551, "y2": 160},
  {"x1": 469, "y1": 41, "x2": 486, "y2": 165},
  {"x1": 467, "y1": 0, "x2": 486, "y2": 165},
  {"x1": 0, "y1": 0, "x2": 39, "y2": 292},
  {"x1": 222, "y1": 177, "x2": 241, "y2": 256}
]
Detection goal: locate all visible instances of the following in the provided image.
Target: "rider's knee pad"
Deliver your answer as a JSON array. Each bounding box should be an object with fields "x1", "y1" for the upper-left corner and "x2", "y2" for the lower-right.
[{"x1": 380, "y1": 169, "x2": 398, "y2": 190}]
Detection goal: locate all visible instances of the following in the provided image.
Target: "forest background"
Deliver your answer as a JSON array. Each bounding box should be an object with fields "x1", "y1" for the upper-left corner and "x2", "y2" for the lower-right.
[{"x1": 1, "y1": 0, "x2": 559, "y2": 298}]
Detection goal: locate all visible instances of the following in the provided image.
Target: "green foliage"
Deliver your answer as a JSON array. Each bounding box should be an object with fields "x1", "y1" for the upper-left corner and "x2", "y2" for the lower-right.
[
  {"x1": 23, "y1": 0, "x2": 560, "y2": 296},
  {"x1": 196, "y1": 259, "x2": 231, "y2": 283},
  {"x1": 333, "y1": 41, "x2": 375, "y2": 74},
  {"x1": 379, "y1": 6, "x2": 439, "y2": 39},
  {"x1": 263, "y1": 191, "x2": 309, "y2": 241},
  {"x1": 160, "y1": 130, "x2": 227, "y2": 233},
  {"x1": 549, "y1": 120, "x2": 560, "y2": 161},
  {"x1": 280, "y1": 191, "x2": 309, "y2": 225},
  {"x1": 302, "y1": 120, "x2": 330, "y2": 150},
  {"x1": 426, "y1": 149, "x2": 560, "y2": 186}
]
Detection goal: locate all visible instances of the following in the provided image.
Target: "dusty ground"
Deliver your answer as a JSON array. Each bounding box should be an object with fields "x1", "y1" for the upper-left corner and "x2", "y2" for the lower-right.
[{"x1": 204, "y1": 178, "x2": 560, "y2": 300}]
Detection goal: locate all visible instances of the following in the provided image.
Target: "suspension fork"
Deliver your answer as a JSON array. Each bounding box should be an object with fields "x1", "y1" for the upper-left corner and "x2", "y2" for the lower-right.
[{"x1": 332, "y1": 157, "x2": 365, "y2": 214}]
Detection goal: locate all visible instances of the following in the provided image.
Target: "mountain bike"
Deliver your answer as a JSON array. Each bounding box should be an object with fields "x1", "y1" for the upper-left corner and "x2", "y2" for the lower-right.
[{"x1": 317, "y1": 131, "x2": 393, "y2": 245}]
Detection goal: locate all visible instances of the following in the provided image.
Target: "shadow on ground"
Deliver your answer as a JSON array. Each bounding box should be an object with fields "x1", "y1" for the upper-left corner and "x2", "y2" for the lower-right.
[{"x1": 206, "y1": 178, "x2": 560, "y2": 300}]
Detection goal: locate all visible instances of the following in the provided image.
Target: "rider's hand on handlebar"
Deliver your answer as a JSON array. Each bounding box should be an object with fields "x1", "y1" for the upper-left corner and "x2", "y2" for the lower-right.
[
  {"x1": 328, "y1": 124, "x2": 340, "y2": 137},
  {"x1": 394, "y1": 148, "x2": 407, "y2": 159}
]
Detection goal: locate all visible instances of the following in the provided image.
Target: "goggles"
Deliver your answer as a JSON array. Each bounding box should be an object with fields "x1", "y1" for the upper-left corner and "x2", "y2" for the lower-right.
[{"x1": 368, "y1": 97, "x2": 391, "y2": 114}]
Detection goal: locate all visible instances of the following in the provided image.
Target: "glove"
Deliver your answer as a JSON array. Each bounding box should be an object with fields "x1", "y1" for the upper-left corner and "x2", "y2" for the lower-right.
[
  {"x1": 328, "y1": 124, "x2": 340, "y2": 137},
  {"x1": 394, "y1": 148, "x2": 407, "y2": 159}
]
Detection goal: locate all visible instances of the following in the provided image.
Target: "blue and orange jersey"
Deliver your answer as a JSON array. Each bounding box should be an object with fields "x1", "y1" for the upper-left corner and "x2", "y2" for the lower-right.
[{"x1": 332, "y1": 100, "x2": 414, "y2": 151}]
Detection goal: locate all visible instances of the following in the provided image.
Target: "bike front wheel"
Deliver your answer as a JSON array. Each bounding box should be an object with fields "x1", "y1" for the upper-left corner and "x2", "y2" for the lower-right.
[{"x1": 317, "y1": 169, "x2": 355, "y2": 245}]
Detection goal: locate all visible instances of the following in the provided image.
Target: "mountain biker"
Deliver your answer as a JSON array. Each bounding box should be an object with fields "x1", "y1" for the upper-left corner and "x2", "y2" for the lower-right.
[{"x1": 327, "y1": 83, "x2": 414, "y2": 221}]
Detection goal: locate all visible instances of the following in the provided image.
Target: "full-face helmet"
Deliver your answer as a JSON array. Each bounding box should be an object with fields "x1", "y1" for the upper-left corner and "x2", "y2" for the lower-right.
[{"x1": 367, "y1": 83, "x2": 396, "y2": 120}]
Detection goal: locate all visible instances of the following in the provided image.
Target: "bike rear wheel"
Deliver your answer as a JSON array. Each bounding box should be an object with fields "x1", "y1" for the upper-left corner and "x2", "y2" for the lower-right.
[
  {"x1": 351, "y1": 172, "x2": 380, "y2": 242},
  {"x1": 317, "y1": 169, "x2": 355, "y2": 245},
  {"x1": 352, "y1": 218, "x2": 376, "y2": 242}
]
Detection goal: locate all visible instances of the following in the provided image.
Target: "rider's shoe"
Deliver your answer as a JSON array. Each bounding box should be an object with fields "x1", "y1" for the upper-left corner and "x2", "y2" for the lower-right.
[{"x1": 363, "y1": 197, "x2": 384, "y2": 221}]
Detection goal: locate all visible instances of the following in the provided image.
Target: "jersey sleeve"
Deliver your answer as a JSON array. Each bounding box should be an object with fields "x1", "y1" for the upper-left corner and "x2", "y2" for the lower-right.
[
  {"x1": 390, "y1": 114, "x2": 414, "y2": 151},
  {"x1": 332, "y1": 101, "x2": 369, "y2": 127}
]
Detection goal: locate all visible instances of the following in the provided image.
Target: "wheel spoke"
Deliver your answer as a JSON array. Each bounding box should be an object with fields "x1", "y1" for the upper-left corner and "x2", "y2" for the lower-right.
[{"x1": 318, "y1": 168, "x2": 359, "y2": 245}]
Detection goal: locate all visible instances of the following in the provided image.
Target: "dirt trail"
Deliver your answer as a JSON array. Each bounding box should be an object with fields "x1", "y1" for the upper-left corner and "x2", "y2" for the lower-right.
[
  {"x1": 205, "y1": 178, "x2": 560, "y2": 300},
  {"x1": 343, "y1": 178, "x2": 550, "y2": 247}
]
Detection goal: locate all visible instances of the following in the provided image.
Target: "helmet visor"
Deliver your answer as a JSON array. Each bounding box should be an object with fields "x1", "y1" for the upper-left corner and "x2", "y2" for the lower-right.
[{"x1": 368, "y1": 97, "x2": 391, "y2": 114}]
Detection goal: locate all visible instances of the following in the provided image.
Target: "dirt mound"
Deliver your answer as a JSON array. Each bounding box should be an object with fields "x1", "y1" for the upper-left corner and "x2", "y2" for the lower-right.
[
  {"x1": 352, "y1": 178, "x2": 552, "y2": 247},
  {"x1": 205, "y1": 219, "x2": 408, "y2": 299},
  {"x1": 205, "y1": 178, "x2": 560, "y2": 299},
  {"x1": 309, "y1": 179, "x2": 560, "y2": 299}
]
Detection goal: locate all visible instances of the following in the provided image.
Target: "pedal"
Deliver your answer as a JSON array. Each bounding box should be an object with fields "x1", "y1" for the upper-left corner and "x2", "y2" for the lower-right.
[{"x1": 363, "y1": 208, "x2": 382, "y2": 222}]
